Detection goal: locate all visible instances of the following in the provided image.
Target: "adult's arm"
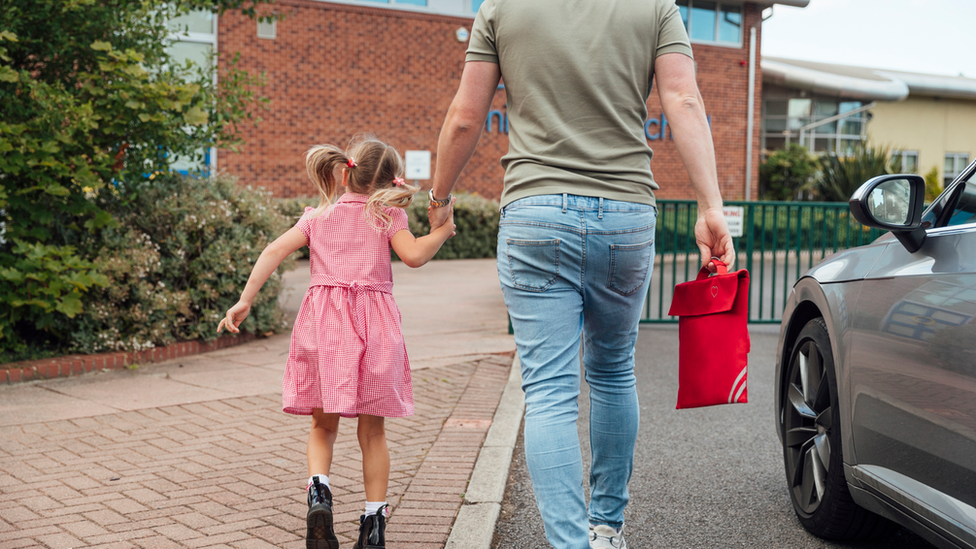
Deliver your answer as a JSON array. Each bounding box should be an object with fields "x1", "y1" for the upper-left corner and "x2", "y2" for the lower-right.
[
  {"x1": 428, "y1": 61, "x2": 501, "y2": 229},
  {"x1": 655, "y1": 52, "x2": 735, "y2": 270}
]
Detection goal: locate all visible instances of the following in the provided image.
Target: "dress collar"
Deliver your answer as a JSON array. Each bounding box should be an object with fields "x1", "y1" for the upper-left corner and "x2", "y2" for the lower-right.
[{"x1": 337, "y1": 192, "x2": 369, "y2": 204}]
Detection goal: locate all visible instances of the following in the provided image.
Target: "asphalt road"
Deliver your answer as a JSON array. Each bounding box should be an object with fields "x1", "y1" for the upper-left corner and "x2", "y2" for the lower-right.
[{"x1": 491, "y1": 324, "x2": 934, "y2": 549}]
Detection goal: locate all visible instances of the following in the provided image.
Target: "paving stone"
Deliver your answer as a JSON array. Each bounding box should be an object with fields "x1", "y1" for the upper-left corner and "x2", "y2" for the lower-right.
[{"x1": 0, "y1": 354, "x2": 512, "y2": 548}]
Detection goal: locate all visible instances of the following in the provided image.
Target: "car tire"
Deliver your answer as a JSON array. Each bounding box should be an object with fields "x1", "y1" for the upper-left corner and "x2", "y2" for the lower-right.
[{"x1": 782, "y1": 318, "x2": 891, "y2": 540}]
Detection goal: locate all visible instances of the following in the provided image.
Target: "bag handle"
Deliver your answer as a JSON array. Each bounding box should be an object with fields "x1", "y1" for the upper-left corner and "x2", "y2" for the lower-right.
[{"x1": 695, "y1": 258, "x2": 728, "y2": 280}]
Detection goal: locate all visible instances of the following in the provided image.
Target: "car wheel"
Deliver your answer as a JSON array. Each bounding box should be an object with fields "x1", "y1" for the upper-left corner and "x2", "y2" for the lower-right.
[{"x1": 782, "y1": 318, "x2": 890, "y2": 540}]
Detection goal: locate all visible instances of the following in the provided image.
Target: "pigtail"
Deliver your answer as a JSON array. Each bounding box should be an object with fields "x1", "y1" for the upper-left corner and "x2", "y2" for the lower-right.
[
  {"x1": 305, "y1": 144, "x2": 348, "y2": 212},
  {"x1": 365, "y1": 181, "x2": 421, "y2": 232}
]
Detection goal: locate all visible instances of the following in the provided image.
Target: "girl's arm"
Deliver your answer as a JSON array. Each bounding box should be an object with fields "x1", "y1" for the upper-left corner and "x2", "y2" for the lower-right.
[
  {"x1": 217, "y1": 226, "x2": 308, "y2": 333},
  {"x1": 391, "y1": 203, "x2": 456, "y2": 268}
]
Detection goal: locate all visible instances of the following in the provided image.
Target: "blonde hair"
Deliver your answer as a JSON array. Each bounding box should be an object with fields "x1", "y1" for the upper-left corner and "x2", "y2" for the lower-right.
[{"x1": 304, "y1": 135, "x2": 420, "y2": 231}]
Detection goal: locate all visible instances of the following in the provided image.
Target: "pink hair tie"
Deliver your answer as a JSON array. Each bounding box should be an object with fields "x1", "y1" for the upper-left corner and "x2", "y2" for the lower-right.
[
  {"x1": 346, "y1": 158, "x2": 357, "y2": 168},
  {"x1": 393, "y1": 177, "x2": 405, "y2": 187}
]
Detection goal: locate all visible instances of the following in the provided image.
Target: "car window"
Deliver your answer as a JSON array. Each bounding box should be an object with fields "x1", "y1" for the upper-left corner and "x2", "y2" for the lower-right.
[{"x1": 923, "y1": 173, "x2": 976, "y2": 229}]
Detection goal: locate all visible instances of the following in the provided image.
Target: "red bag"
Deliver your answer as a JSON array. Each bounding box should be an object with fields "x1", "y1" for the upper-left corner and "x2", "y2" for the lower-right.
[{"x1": 667, "y1": 260, "x2": 750, "y2": 409}]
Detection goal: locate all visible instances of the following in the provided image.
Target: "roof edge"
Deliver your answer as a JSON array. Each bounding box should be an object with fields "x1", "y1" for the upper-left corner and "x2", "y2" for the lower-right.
[
  {"x1": 754, "y1": 0, "x2": 811, "y2": 7},
  {"x1": 762, "y1": 59, "x2": 909, "y2": 101}
]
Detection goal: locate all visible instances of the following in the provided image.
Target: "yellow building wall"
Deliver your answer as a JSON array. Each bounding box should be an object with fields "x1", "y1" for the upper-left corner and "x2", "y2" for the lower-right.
[{"x1": 868, "y1": 96, "x2": 976, "y2": 182}]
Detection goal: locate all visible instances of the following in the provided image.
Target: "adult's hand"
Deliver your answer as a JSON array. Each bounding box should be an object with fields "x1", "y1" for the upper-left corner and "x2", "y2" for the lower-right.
[
  {"x1": 695, "y1": 208, "x2": 735, "y2": 271},
  {"x1": 428, "y1": 202, "x2": 452, "y2": 230}
]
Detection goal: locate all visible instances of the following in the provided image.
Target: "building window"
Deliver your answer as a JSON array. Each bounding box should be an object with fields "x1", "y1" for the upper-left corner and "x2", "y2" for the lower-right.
[
  {"x1": 893, "y1": 150, "x2": 919, "y2": 174},
  {"x1": 762, "y1": 97, "x2": 866, "y2": 154},
  {"x1": 676, "y1": 0, "x2": 742, "y2": 45},
  {"x1": 167, "y1": 10, "x2": 217, "y2": 175},
  {"x1": 946, "y1": 153, "x2": 970, "y2": 185}
]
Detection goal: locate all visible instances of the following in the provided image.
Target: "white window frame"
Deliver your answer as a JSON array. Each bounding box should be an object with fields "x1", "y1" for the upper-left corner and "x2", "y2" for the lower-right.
[
  {"x1": 169, "y1": 11, "x2": 218, "y2": 173},
  {"x1": 677, "y1": 0, "x2": 744, "y2": 48},
  {"x1": 946, "y1": 153, "x2": 970, "y2": 184},
  {"x1": 893, "y1": 150, "x2": 919, "y2": 174}
]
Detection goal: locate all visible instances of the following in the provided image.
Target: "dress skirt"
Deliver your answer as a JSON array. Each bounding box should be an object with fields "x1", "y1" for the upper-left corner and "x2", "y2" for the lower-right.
[{"x1": 283, "y1": 285, "x2": 413, "y2": 418}]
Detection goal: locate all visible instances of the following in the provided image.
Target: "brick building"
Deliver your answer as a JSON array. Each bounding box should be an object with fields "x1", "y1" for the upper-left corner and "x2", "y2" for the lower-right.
[{"x1": 201, "y1": 0, "x2": 810, "y2": 201}]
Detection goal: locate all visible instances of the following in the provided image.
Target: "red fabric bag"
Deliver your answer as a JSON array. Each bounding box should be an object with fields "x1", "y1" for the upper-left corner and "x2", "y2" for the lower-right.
[{"x1": 667, "y1": 260, "x2": 750, "y2": 409}]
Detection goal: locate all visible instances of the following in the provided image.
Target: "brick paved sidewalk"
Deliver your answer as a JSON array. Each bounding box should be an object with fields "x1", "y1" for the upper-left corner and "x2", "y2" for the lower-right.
[{"x1": 0, "y1": 353, "x2": 513, "y2": 549}]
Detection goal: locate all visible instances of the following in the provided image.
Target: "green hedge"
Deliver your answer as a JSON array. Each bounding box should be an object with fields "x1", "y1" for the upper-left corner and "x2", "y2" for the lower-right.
[
  {"x1": 654, "y1": 202, "x2": 884, "y2": 255},
  {"x1": 67, "y1": 174, "x2": 294, "y2": 356},
  {"x1": 277, "y1": 192, "x2": 501, "y2": 261}
]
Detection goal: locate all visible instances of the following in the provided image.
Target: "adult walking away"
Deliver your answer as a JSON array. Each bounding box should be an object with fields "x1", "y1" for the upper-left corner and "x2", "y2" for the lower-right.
[{"x1": 428, "y1": 1, "x2": 735, "y2": 547}]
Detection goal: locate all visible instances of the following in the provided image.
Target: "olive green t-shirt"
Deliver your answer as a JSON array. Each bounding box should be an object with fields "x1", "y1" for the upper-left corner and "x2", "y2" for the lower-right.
[{"x1": 466, "y1": 0, "x2": 693, "y2": 208}]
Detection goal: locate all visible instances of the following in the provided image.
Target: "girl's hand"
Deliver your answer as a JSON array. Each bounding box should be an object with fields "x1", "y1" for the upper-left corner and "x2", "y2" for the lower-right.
[{"x1": 217, "y1": 301, "x2": 251, "y2": 334}]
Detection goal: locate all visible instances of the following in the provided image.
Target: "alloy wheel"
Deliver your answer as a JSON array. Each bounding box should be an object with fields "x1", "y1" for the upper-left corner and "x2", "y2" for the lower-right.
[{"x1": 784, "y1": 333, "x2": 834, "y2": 516}]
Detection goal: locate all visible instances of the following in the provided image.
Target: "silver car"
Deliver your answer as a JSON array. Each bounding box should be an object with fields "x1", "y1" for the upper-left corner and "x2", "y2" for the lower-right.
[{"x1": 775, "y1": 158, "x2": 976, "y2": 549}]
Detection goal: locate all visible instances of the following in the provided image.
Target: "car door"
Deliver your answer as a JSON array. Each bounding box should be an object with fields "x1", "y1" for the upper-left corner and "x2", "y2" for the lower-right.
[{"x1": 848, "y1": 165, "x2": 976, "y2": 517}]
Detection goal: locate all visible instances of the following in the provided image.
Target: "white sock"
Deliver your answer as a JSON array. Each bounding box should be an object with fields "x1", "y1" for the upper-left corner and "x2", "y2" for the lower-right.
[
  {"x1": 308, "y1": 474, "x2": 330, "y2": 490},
  {"x1": 365, "y1": 501, "x2": 387, "y2": 516}
]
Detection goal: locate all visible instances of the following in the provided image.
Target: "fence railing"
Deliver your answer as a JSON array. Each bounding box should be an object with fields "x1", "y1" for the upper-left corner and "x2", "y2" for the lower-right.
[{"x1": 644, "y1": 200, "x2": 884, "y2": 324}]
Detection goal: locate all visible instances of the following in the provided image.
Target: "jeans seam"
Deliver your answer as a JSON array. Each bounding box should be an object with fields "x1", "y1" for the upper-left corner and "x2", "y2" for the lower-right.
[
  {"x1": 580, "y1": 210, "x2": 587, "y2": 297},
  {"x1": 500, "y1": 220, "x2": 584, "y2": 234}
]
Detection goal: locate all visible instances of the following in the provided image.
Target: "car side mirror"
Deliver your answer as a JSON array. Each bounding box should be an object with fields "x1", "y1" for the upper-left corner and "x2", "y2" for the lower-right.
[{"x1": 849, "y1": 174, "x2": 926, "y2": 252}]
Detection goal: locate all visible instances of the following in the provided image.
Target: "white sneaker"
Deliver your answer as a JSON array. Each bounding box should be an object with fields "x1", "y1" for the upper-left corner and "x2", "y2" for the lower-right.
[{"x1": 589, "y1": 524, "x2": 626, "y2": 549}]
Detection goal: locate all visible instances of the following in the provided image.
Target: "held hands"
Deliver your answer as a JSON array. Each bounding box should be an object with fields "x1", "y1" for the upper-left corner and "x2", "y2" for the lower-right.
[
  {"x1": 695, "y1": 208, "x2": 735, "y2": 272},
  {"x1": 217, "y1": 300, "x2": 251, "y2": 334},
  {"x1": 428, "y1": 197, "x2": 457, "y2": 237}
]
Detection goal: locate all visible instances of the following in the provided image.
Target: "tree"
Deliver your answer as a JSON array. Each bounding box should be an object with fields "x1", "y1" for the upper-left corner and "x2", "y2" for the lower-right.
[
  {"x1": 0, "y1": 0, "x2": 272, "y2": 360},
  {"x1": 759, "y1": 144, "x2": 820, "y2": 201}
]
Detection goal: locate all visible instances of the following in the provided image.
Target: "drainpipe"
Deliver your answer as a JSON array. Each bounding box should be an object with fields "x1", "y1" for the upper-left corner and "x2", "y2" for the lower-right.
[{"x1": 745, "y1": 7, "x2": 774, "y2": 201}]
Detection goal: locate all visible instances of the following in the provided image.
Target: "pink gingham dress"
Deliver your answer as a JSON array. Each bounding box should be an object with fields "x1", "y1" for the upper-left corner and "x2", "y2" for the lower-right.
[{"x1": 283, "y1": 193, "x2": 413, "y2": 418}]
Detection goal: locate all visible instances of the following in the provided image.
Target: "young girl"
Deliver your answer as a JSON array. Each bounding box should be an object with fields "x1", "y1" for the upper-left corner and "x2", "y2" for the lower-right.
[{"x1": 218, "y1": 136, "x2": 455, "y2": 549}]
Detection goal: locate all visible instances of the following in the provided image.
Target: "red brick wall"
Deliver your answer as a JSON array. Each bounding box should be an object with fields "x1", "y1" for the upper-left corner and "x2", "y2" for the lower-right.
[{"x1": 218, "y1": 1, "x2": 763, "y2": 201}]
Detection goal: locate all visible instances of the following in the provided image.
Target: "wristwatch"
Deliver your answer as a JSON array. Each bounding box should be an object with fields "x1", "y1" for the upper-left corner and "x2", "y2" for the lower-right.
[{"x1": 429, "y1": 188, "x2": 453, "y2": 208}]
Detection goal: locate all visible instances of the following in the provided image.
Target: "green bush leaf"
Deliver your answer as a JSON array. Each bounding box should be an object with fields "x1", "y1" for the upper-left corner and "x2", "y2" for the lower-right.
[
  {"x1": 0, "y1": 66, "x2": 18, "y2": 82},
  {"x1": 183, "y1": 106, "x2": 208, "y2": 125}
]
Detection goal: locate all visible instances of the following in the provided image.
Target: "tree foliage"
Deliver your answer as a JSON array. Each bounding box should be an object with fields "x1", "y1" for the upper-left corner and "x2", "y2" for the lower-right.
[
  {"x1": 815, "y1": 143, "x2": 898, "y2": 202},
  {"x1": 759, "y1": 144, "x2": 820, "y2": 201},
  {"x1": 0, "y1": 0, "x2": 273, "y2": 361}
]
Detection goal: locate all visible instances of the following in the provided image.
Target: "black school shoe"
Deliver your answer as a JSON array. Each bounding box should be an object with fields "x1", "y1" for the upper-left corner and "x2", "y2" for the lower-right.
[
  {"x1": 352, "y1": 504, "x2": 389, "y2": 549},
  {"x1": 306, "y1": 479, "x2": 338, "y2": 549}
]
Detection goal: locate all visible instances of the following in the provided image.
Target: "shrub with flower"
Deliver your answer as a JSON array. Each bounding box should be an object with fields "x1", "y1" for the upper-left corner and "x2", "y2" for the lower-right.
[{"x1": 69, "y1": 174, "x2": 293, "y2": 354}]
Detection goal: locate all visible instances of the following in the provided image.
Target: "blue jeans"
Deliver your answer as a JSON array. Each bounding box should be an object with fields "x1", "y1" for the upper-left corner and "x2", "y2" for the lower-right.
[{"x1": 497, "y1": 194, "x2": 656, "y2": 549}]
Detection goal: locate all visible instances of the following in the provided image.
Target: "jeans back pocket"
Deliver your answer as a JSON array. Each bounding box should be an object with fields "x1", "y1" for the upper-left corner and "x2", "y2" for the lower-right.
[
  {"x1": 506, "y1": 238, "x2": 560, "y2": 292},
  {"x1": 607, "y1": 239, "x2": 654, "y2": 296}
]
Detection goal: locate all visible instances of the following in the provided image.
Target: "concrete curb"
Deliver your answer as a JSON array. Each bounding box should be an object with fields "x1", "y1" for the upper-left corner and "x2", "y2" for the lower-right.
[{"x1": 446, "y1": 354, "x2": 524, "y2": 549}]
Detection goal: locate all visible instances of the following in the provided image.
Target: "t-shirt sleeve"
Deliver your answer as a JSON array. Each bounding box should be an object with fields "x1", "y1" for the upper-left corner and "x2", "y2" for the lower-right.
[
  {"x1": 386, "y1": 207, "x2": 410, "y2": 240},
  {"x1": 465, "y1": 0, "x2": 498, "y2": 64},
  {"x1": 656, "y1": 2, "x2": 694, "y2": 59},
  {"x1": 295, "y1": 206, "x2": 315, "y2": 242}
]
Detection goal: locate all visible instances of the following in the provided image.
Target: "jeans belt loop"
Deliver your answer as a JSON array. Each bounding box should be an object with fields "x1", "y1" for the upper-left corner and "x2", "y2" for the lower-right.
[
  {"x1": 598, "y1": 197, "x2": 604, "y2": 219},
  {"x1": 562, "y1": 193, "x2": 568, "y2": 213}
]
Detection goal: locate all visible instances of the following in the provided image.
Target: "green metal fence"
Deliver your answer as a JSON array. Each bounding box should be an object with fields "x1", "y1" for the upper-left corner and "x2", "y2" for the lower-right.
[{"x1": 643, "y1": 200, "x2": 885, "y2": 324}]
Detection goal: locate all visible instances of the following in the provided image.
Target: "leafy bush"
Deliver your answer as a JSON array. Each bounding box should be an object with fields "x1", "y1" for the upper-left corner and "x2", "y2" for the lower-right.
[
  {"x1": 759, "y1": 144, "x2": 820, "y2": 201},
  {"x1": 278, "y1": 192, "x2": 501, "y2": 262},
  {"x1": 0, "y1": 0, "x2": 271, "y2": 361},
  {"x1": 406, "y1": 192, "x2": 500, "y2": 260},
  {"x1": 68, "y1": 174, "x2": 293, "y2": 355},
  {"x1": 815, "y1": 143, "x2": 897, "y2": 202},
  {"x1": 924, "y1": 165, "x2": 943, "y2": 203}
]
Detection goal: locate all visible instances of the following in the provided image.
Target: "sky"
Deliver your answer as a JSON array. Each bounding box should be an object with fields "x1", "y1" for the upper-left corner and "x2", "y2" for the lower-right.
[{"x1": 761, "y1": 0, "x2": 976, "y2": 79}]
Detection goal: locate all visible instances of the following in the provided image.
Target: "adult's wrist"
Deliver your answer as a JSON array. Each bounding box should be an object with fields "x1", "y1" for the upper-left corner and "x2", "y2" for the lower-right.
[{"x1": 429, "y1": 188, "x2": 453, "y2": 208}]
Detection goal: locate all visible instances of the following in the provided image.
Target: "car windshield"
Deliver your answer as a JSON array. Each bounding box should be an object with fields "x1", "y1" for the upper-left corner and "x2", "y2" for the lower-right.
[{"x1": 923, "y1": 168, "x2": 976, "y2": 229}]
